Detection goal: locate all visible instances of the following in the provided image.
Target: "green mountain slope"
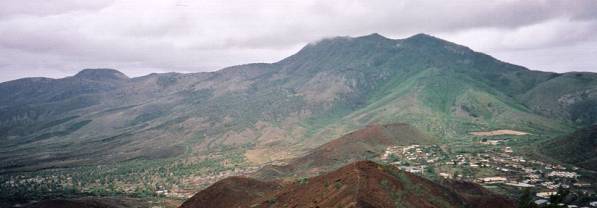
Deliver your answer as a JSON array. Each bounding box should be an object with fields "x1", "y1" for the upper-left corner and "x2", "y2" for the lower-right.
[
  {"x1": 520, "y1": 72, "x2": 597, "y2": 125},
  {"x1": 540, "y1": 124, "x2": 597, "y2": 171},
  {"x1": 0, "y1": 33, "x2": 595, "y2": 173}
]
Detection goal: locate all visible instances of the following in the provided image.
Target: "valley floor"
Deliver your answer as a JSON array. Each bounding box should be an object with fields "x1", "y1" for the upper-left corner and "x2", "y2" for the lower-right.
[{"x1": 2, "y1": 130, "x2": 596, "y2": 208}]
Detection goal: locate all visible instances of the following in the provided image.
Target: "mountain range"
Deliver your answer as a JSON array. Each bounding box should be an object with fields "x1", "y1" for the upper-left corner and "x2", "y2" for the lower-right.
[{"x1": 1, "y1": 33, "x2": 597, "y2": 174}]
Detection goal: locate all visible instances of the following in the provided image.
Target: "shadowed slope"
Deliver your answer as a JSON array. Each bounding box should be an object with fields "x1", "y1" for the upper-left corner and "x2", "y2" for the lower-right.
[{"x1": 540, "y1": 124, "x2": 597, "y2": 171}]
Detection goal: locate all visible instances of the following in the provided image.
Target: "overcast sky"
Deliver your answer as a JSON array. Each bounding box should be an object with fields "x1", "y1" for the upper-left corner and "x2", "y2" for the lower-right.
[{"x1": 1, "y1": 0, "x2": 596, "y2": 82}]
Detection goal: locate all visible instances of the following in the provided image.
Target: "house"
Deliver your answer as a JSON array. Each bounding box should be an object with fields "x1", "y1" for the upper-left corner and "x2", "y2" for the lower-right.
[
  {"x1": 536, "y1": 191, "x2": 557, "y2": 198},
  {"x1": 548, "y1": 171, "x2": 578, "y2": 178},
  {"x1": 439, "y1": 172, "x2": 451, "y2": 179},
  {"x1": 573, "y1": 182, "x2": 591, "y2": 187},
  {"x1": 534, "y1": 199, "x2": 549, "y2": 206},
  {"x1": 155, "y1": 190, "x2": 168, "y2": 196},
  {"x1": 504, "y1": 147, "x2": 513, "y2": 153},
  {"x1": 504, "y1": 182, "x2": 534, "y2": 188},
  {"x1": 478, "y1": 176, "x2": 507, "y2": 183},
  {"x1": 398, "y1": 166, "x2": 424, "y2": 174}
]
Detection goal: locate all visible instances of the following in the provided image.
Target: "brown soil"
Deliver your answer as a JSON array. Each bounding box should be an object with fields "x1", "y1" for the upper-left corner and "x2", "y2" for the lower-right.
[
  {"x1": 178, "y1": 176, "x2": 282, "y2": 208},
  {"x1": 442, "y1": 180, "x2": 516, "y2": 208},
  {"x1": 181, "y1": 161, "x2": 515, "y2": 208}
]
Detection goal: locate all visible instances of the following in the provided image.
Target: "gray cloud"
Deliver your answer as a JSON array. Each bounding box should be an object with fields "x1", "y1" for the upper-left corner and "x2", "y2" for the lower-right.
[
  {"x1": 0, "y1": 0, "x2": 113, "y2": 18},
  {"x1": 0, "y1": 0, "x2": 596, "y2": 82}
]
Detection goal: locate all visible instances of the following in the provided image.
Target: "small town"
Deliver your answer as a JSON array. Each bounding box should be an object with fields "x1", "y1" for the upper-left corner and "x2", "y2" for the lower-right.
[
  {"x1": 4, "y1": 139, "x2": 597, "y2": 207},
  {"x1": 381, "y1": 142, "x2": 597, "y2": 208},
  {"x1": 0, "y1": 159, "x2": 261, "y2": 201}
]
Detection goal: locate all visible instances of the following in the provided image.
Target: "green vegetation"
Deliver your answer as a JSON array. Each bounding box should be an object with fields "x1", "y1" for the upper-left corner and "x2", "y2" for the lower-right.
[
  {"x1": 0, "y1": 149, "x2": 248, "y2": 204},
  {"x1": 539, "y1": 124, "x2": 597, "y2": 171},
  {"x1": 296, "y1": 177, "x2": 309, "y2": 185},
  {"x1": 1, "y1": 33, "x2": 597, "y2": 205},
  {"x1": 334, "y1": 180, "x2": 343, "y2": 190},
  {"x1": 517, "y1": 188, "x2": 537, "y2": 208}
]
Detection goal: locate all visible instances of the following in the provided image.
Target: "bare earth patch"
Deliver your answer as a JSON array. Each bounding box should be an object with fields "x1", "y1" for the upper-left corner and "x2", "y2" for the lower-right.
[
  {"x1": 244, "y1": 148, "x2": 294, "y2": 164},
  {"x1": 470, "y1": 129, "x2": 529, "y2": 136}
]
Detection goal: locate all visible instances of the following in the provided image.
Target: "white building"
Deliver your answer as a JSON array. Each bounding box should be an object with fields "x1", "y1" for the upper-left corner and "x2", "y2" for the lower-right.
[
  {"x1": 504, "y1": 182, "x2": 534, "y2": 188},
  {"x1": 479, "y1": 176, "x2": 507, "y2": 183},
  {"x1": 439, "y1": 172, "x2": 451, "y2": 179},
  {"x1": 536, "y1": 191, "x2": 557, "y2": 198},
  {"x1": 504, "y1": 147, "x2": 513, "y2": 153},
  {"x1": 534, "y1": 199, "x2": 549, "y2": 206},
  {"x1": 548, "y1": 171, "x2": 578, "y2": 178}
]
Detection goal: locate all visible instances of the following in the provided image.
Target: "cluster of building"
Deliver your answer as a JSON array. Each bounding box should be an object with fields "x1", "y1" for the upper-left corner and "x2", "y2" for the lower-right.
[
  {"x1": 381, "y1": 144, "x2": 446, "y2": 174},
  {"x1": 533, "y1": 200, "x2": 597, "y2": 208},
  {"x1": 380, "y1": 142, "x2": 596, "y2": 207}
]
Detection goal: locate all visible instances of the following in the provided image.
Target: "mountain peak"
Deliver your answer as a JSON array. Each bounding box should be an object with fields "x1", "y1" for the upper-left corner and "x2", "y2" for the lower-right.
[
  {"x1": 305, "y1": 33, "x2": 392, "y2": 47},
  {"x1": 357, "y1": 33, "x2": 388, "y2": 40},
  {"x1": 74, "y1": 68, "x2": 129, "y2": 81},
  {"x1": 347, "y1": 160, "x2": 381, "y2": 171},
  {"x1": 401, "y1": 33, "x2": 473, "y2": 55},
  {"x1": 405, "y1": 33, "x2": 445, "y2": 43},
  {"x1": 409, "y1": 33, "x2": 434, "y2": 38}
]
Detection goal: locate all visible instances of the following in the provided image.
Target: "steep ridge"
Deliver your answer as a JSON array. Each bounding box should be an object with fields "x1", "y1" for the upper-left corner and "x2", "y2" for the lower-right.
[
  {"x1": 1, "y1": 33, "x2": 596, "y2": 172},
  {"x1": 254, "y1": 123, "x2": 435, "y2": 179},
  {"x1": 180, "y1": 161, "x2": 514, "y2": 208}
]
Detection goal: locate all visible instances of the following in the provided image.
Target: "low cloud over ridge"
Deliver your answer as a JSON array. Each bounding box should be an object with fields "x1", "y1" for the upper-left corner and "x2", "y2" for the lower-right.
[{"x1": 1, "y1": 0, "x2": 596, "y2": 81}]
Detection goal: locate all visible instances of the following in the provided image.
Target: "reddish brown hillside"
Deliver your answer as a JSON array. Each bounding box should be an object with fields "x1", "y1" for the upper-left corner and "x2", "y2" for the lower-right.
[
  {"x1": 178, "y1": 176, "x2": 281, "y2": 208},
  {"x1": 181, "y1": 161, "x2": 514, "y2": 208},
  {"x1": 255, "y1": 123, "x2": 435, "y2": 178},
  {"x1": 300, "y1": 123, "x2": 435, "y2": 166},
  {"x1": 442, "y1": 180, "x2": 515, "y2": 208}
]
